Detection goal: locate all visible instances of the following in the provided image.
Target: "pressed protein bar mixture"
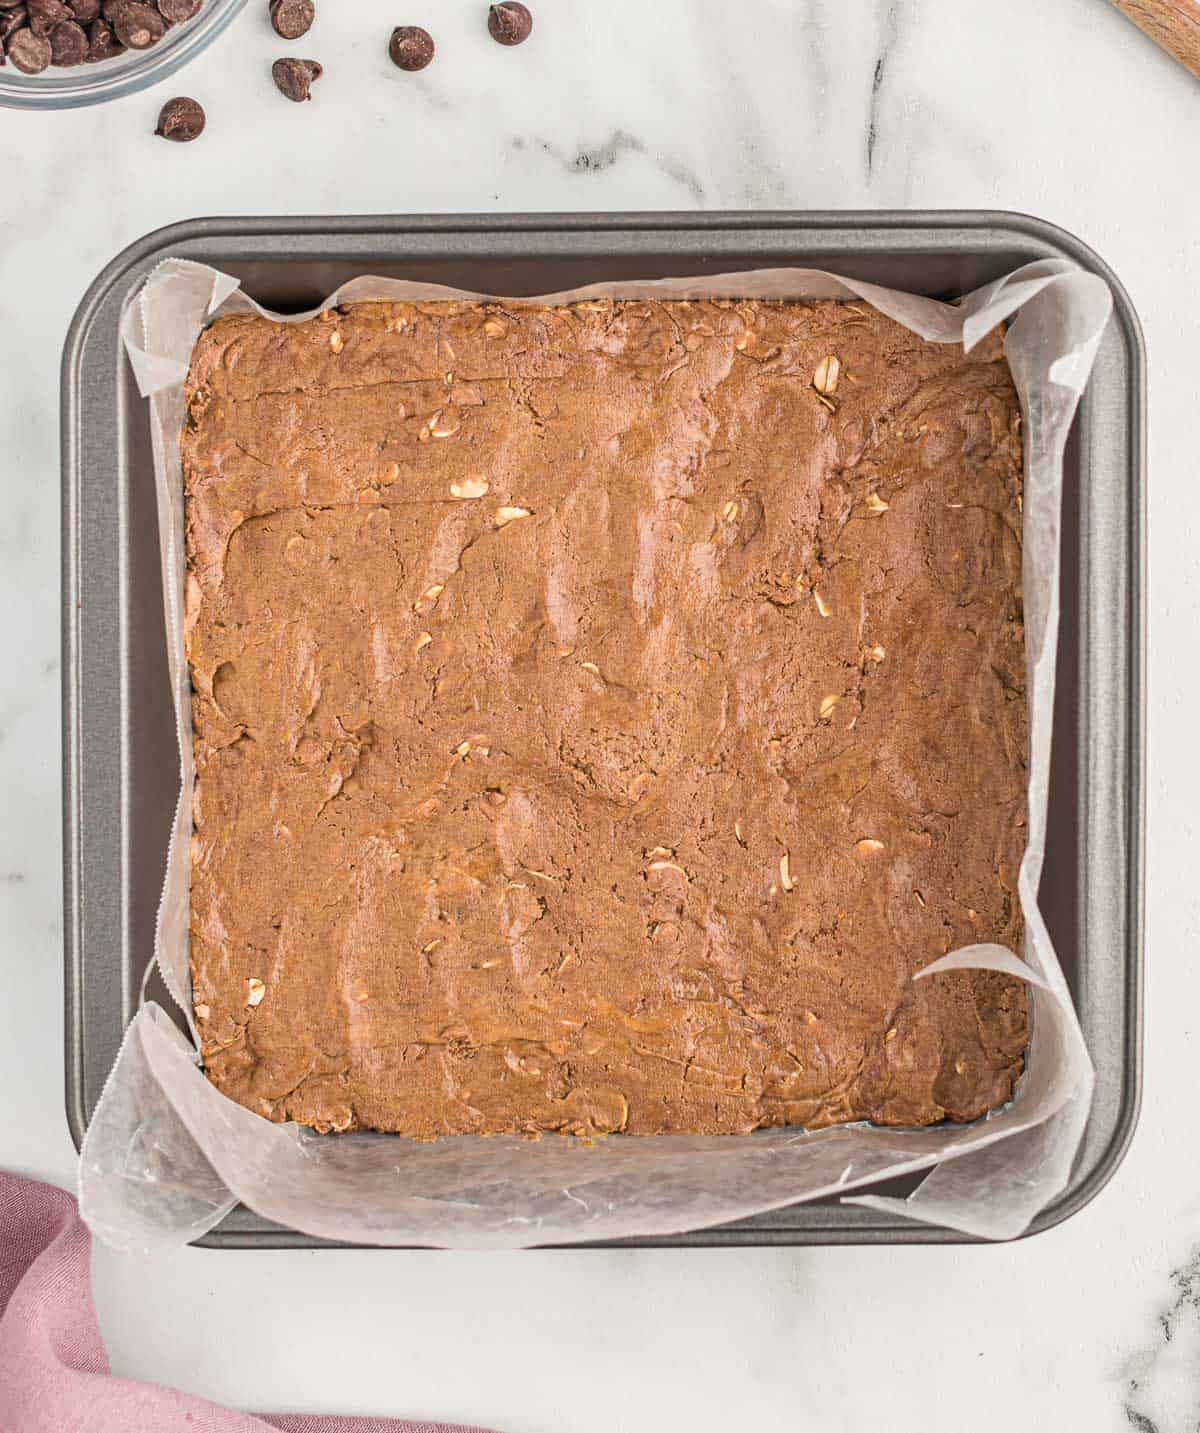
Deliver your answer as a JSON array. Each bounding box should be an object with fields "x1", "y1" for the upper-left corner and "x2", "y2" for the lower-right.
[{"x1": 183, "y1": 297, "x2": 1030, "y2": 1138}]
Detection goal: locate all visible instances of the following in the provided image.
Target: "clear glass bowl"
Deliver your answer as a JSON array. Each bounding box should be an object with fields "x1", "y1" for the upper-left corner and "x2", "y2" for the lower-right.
[{"x1": 0, "y1": 0, "x2": 247, "y2": 110}]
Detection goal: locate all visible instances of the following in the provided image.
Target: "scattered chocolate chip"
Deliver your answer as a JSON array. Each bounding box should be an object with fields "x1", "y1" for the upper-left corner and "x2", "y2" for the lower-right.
[
  {"x1": 155, "y1": 93, "x2": 205, "y2": 140},
  {"x1": 271, "y1": 55, "x2": 321, "y2": 101},
  {"x1": 158, "y1": 0, "x2": 202, "y2": 20},
  {"x1": 48, "y1": 14, "x2": 86, "y2": 59},
  {"x1": 106, "y1": 0, "x2": 164, "y2": 48},
  {"x1": 65, "y1": 0, "x2": 98, "y2": 19},
  {"x1": 6, "y1": 23, "x2": 49, "y2": 66},
  {"x1": 269, "y1": 0, "x2": 311, "y2": 40},
  {"x1": 388, "y1": 24, "x2": 433, "y2": 70},
  {"x1": 85, "y1": 14, "x2": 120, "y2": 57},
  {"x1": 487, "y1": 1, "x2": 530, "y2": 45},
  {"x1": 28, "y1": 0, "x2": 68, "y2": 35}
]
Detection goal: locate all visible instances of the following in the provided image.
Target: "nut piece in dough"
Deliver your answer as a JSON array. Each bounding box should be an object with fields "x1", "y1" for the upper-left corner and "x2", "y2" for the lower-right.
[{"x1": 813, "y1": 354, "x2": 841, "y2": 395}]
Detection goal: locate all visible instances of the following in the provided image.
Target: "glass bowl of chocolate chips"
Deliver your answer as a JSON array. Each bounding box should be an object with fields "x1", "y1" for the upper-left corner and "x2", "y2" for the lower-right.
[{"x1": 0, "y1": 0, "x2": 246, "y2": 108}]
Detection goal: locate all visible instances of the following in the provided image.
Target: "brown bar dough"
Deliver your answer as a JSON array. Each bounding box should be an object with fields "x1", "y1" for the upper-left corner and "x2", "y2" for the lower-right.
[{"x1": 182, "y1": 297, "x2": 1029, "y2": 1138}]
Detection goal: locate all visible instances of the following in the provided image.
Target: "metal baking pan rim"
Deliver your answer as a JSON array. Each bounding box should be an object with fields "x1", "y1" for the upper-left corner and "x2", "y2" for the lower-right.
[{"x1": 62, "y1": 210, "x2": 1145, "y2": 1247}]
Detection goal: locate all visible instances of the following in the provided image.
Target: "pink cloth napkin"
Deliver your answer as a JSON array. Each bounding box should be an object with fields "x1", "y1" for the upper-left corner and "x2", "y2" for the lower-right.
[{"x1": 0, "y1": 1172, "x2": 493, "y2": 1433}]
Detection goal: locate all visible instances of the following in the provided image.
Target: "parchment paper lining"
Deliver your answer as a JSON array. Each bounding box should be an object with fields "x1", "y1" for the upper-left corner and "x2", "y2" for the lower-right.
[{"x1": 77, "y1": 259, "x2": 1110, "y2": 1250}]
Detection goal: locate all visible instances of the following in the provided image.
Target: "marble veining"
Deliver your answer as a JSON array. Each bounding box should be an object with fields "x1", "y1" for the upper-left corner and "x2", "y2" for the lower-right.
[
  {"x1": 866, "y1": 3, "x2": 900, "y2": 176},
  {"x1": 515, "y1": 129, "x2": 708, "y2": 202},
  {"x1": 1122, "y1": 1249, "x2": 1200, "y2": 1432}
]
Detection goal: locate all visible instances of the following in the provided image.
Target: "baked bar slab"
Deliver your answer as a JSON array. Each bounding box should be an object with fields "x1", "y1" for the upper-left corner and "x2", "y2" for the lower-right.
[{"x1": 183, "y1": 298, "x2": 1029, "y2": 1137}]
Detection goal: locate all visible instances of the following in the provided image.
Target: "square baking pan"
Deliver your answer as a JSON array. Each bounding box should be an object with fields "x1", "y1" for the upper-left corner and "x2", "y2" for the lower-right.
[{"x1": 62, "y1": 212, "x2": 1145, "y2": 1248}]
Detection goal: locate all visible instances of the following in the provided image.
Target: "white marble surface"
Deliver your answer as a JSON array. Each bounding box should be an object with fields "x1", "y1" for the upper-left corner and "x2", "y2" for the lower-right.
[{"x1": 1, "y1": 0, "x2": 1196, "y2": 1429}]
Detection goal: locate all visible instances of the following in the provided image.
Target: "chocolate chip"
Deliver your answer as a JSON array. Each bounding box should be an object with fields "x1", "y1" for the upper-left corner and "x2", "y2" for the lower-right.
[
  {"x1": 157, "y1": 0, "x2": 202, "y2": 20},
  {"x1": 155, "y1": 94, "x2": 205, "y2": 140},
  {"x1": 28, "y1": 0, "x2": 68, "y2": 35},
  {"x1": 0, "y1": 4, "x2": 27, "y2": 41},
  {"x1": 388, "y1": 24, "x2": 433, "y2": 71},
  {"x1": 6, "y1": 23, "x2": 49, "y2": 66},
  {"x1": 271, "y1": 55, "x2": 321, "y2": 101},
  {"x1": 106, "y1": 0, "x2": 164, "y2": 47},
  {"x1": 0, "y1": 3, "x2": 25, "y2": 62},
  {"x1": 487, "y1": 2, "x2": 530, "y2": 45},
  {"x1": 0, "y1": 0, "x2": 188, "y2": 60},
  {"x1": 48, "y1": 14, "x2": 86, "y2": 59},
  {"x1": 269, "y1": 0, "x2": 311, "y2": 40},
  {"x1": 86, "y1": 14, "x2": 120, "y2": 56}
]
